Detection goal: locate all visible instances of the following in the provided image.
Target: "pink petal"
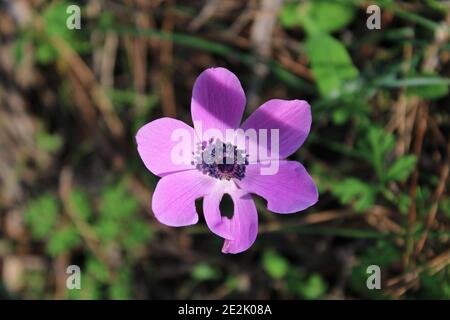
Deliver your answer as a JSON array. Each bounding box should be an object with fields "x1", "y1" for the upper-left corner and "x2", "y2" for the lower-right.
[
  {"x1": 152, "y1": 170, "x2": 215, "y2": 227},
  {"x1": 136, "y1": 117, "x2": 196, "y2": 177},
  {"x1": 212, "y1": 189, "x2": 258, "y2": 254},
  {"x1": 203, "y1": 187, "x2": 234, "y2": 240},
  {"x1": 237, "y1": 160, "x2": 318, "y2": 214},
  {"x1": 191, "y1": 67, "x2": 246, "y2": 137},
  {"x1": 241, "y1": 99, "x2": 312, "y2": 160}
]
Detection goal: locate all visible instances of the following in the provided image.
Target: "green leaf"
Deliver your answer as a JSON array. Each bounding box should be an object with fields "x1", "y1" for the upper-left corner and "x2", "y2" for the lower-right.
[
  {"x1": 34, "y1": 1, "x2": 90, "y2": 65},
  {"x1": 332, "y1": 178, "x2": 375, "y2": 212},
  {"x1": 36, "y1": 132, "x2": 62, "y2": 152},
  {"x1": 398, "y1": 193, "x2": 411, "y2": 214},
  {"x1": 13, "y1": 34, "x2": 29, "y2": 65},
  {"x1": 68, "y1": 275, "x2": 102, "y2": 300},
  {"x1": 331, "y1": 97, "x2": 370, "y2": 125},
  {"x1": 359, "y1": 127, "x2": 395, "y2": 179},
  {"x1": 424, "y1": 0, "x2": 449, "y2": 12},
  {"x1": 386, "y1": 155, "x2": 416, "y2": 182},
  {"x1": 25, "y1": 194, "x2": 59, "y2": 240},
  {"x1": 191, "y1": 263, "x2": 219, "y2": 281},
  {"x1": 87, "y1": 257, "x2": 110, "y2": 283},
  {"x1": 69, "y1": 189, "x2": 92, "y2": 221},
  {"x1": 279, "y1": 3, "x2": 302, "y2": 28},
  {"x1": 286, "y1": 269, "x2": 328, "y2": 299},
  {"x1": 225, "y1": 276, "x2": 240, "y2": 291},
  {"x1": 419, "y1": 269, "x2": 450, "y2": 299},
  {"x1": 303, "y1": 1, "x2": 355, "y2": 34},
  {"x1": 262, "y1": 250, "x2": 290, "y2": 279},
  {"x1": 95, "y1": 218, "x2": 121, "y2": 241},
  {"x1": 122, "y1": 221, "x2": 152, "y2": 249},
  {"x1": 99, "y1": 11, "x2": 115, "y2": 29},
  {"x1": 36, "y1": 43, "x2": 56, "y2": 64},
  {"x1": 379, "y1": 75, "x2": 450, "y2": 88},
  {"x1": 100, "y1": 183, "x2": 138, "y2": 219},
  {"x1": 405, "y1": 73, "x2": 449, "y2": 100},
  {"x1": 108, "y1": 267, "x2": 132, "y2": 299},
  {"x1": 299, "y1": 274, "x2": 328, "y2": 299},
  {"x1": 440, "y1": 198, "x2": 450, "y2": 218},
  {"x1": 280, "y1": 1, "x2": 355, "y2": 33},
  {"x1": 46, "y1": 226, "x2": 81, "y2": 256},
  {"x1": 305, "y1": 33, "x2": 359, "y2": 98},
  {"x1": 350, "y1": 240, "x2": 400, "y2": 298},
  {"x1": 96, "y1": 181, "x2": 150, "y2": 247}
]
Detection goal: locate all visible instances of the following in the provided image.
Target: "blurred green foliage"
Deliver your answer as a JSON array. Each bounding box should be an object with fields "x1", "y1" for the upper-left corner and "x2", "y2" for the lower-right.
[
  {"x1": 25, "y1": 194, "x2": 59, "y2": 240},
  {"x1": 5, "y1": 0, "x2": 449, "y2": 300},
  {"x1": 263, "y1": 250, "x2": 327, "y2": 299},
  {"x1": 24, "y1": 180, "x2": 152, "y2": 299},
  {"x1": 350, "y1": 240, "x2": 400, "y2": 299}
]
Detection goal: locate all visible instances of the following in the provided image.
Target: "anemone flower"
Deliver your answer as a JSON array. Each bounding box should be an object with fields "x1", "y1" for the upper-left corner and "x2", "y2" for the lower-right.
[{"x1": 136, "y1": 67, "x2": 318, "y2": 254}]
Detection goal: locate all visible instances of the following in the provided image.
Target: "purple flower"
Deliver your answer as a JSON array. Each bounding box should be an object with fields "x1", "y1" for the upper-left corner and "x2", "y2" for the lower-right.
[{"x1": 136, "y1": 67, "x2": 318, "y2": 254}]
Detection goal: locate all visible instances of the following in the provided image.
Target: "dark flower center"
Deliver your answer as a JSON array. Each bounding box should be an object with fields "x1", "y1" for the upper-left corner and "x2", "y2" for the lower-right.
[{"x1": 192, "y1": 139, "x2": 248, "y2": 181}]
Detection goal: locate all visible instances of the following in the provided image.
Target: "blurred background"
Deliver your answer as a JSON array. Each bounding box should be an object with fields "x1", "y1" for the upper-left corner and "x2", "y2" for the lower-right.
[{"x1": 0, "y1": 0, "x2": 449, "y2": 299}]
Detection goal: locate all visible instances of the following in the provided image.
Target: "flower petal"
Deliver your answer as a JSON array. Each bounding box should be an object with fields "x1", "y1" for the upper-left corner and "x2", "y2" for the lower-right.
[
  {"x1": 152, "y1": 170, "x2": 215, "y2": 227},
  {"x1": 191, "y1": 67, "x2": 246, "y2": 138},
  {"x1": 241, "y1": 99, "x2": 312, "y2": 160},
  {"x1": 221, "y1": 189, "x2": 258, "y2": 254},
  {"x1": 237, "y1": 160, "x2": 318, "y2": 213},
  {"x1": 203, "y1": 182, "x2": 258, "y2": 253},
  {"x1": 203, "y1": 185, "x2": 234, "y2": 240},
  {"x1": 136, "y1": 117, "x2": 196, "y2": 176}
]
